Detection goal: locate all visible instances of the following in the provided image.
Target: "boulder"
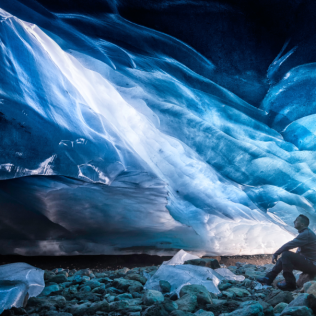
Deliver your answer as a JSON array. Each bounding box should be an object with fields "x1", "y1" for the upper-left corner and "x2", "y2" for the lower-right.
[
  {"x1": 160, "y1": 280, "x2": 171, "y2": 293},
  {"x1": 180, "y1": 285, "x2": 212, "y2": 305},
  {"x1": 281, "y1": 306, "x2": 313, "y2": 316},
  {"x1": 70, "y1": 303, "x2": 90, "y2": 316},
  {"x1": 125, "y1": 273, "x2": 147, "y2": 285},
  {"x1": 164, "y1": 299, "x2": 178, "y2": 313},
  {"x1": 184, "y1": 259, "x2": 220, "y2": 269},
  {"x1": 142, "y1": 290, "x2": 165, "y2": 306},
  {"x1": 40, "y1": 285, "x2": 60, "y2": 296},
  {"x1": 128, "y1": 283, "x2": 143, "y2": 293},
  {"x1": 115, "y1": 293, "x2": 133, "y2": 300},
  {"x1": 74, "y1": 269, "x2": 93, "y2": 277},
  {"x1": 109, "y1": 300, "x2": 129, "y2": 311},
  {"x1": 176, "y1": 294, "x2": 198, "y2": 313},
  {"x1": 113, "y1": 278, "x2": 143, "y2": 291},
  {"x1": 79, "y1": 286, "x2": 91, "y2": 292},
  {"x1": 297, "y1": 274, "x2": 316, "y2": 288},
  {"x1": 303, "y1": 281, "x2": 316, "y2": 293},
  {"x1": 84, "y1": 280, "x2": 101, "y2": 289},
  {"x1": 48, "y1": 275, "x2": 68, "y2": 284},
  {"x1": 306, "y1": 282, "x2": 316, "y2": 296},
  {"x1": 87, "y1": 301, "x2": 110, "y2": 314},
  {"x1": 195, "y1": 309, "x2": 214, "y2": 316},
  {"x1": 219, "y1": 282, "x2": 232, "y2": 291},
  {"x1": 274, "y1": 303, "x2": 288, "y2": 314},
  {"x1": 44, "y1": 271, "x2": 56, "y2": 281},
  {"x1": 265, "y1": 290, "x2": 294, "y2": 307},
  {"x1": 142, "y1": 304, "x2": 169, "y2": 316},
  {"x1": 226, "y1": 287, "x2": 251, "y2": 297},
  {"x1": 281, "y1": 293, "x2": 309, "y2": 315},
  {"x1": 219, "y1": 301, "x2": 263, "y2": 316},
  {"x1": 257, "y1": 300, "x2": 273, "y2": 316}
]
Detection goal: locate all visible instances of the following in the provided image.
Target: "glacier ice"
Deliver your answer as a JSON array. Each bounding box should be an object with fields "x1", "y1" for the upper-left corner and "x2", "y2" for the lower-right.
[
  {"x1": 144, "y1": 250, "x2": 243, "y2": 296},
  {"x1": 1, "y1": 2, "x2": 316, "y2": 255},
  {"x1": 0, "y1": 263, "x2": 44, "y2": 313}
]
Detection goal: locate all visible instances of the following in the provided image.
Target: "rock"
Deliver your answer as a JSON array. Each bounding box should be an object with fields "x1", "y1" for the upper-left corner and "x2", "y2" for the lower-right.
[
  {"x1": 70, "y1": 303, "x2": 90, "y2": 316},
  {"x1": 106, "y1": 295, "x2": 115, "y2": 303},
  {"x1": 44, "y1": 271, "x2": 56, "y2": 281},
  {"x1": 184, "y1": 259, "x2": 220, "y2": 269},
  {"x1": 164, "y1": 299, "x2": 178, "y2": 313},
  {"x1": 125, "y1": 273, "x2": 147, "y2": 285},
  {"x1": 180, "y1": 285, "x2": 212, "y2": 306},
  {"x1": 72, "y1": 292, "x2": 101, "y2": 302},
  {"x1": 132, "y1": 292, "x2": 142, "y2": 298},
  {"x1": 115, "y1": 293, "x2": 133, "y2": 301},
  {"x1": 45, "y1": 312, "x2": 72, "y2": 316},
  {"x1": 49, "y1": 296, "x2": 66, "y2": 308},
  {"x1": 112, "y1": 278, "x2": 143, "y2": 291},
  {"x1": 244, "y1": 269, "x2": 266, "y2": 280},
  {"x1": 48, "y1": 275, "x2": 68, "y2": 284},
  {"x1": 226, "y1": 287, "x2": 251, "y2": 297},
  {"x1": 94, "y1": 273, "x2": 107, "y2": 278},
  {"x1": 303, "y1": 281, "x2": 316, "y2": 293},
  {"x1": 176, "y1": 293, "x2": 198, "y2": 313},
  {"x1": 40, "y1": 285, "x2": 60, "y2": 296},
  {"x1": 159, "y1": 280, "x2": 171, "y2": 293},
  {"x1": 79, "y1": 285, "x2": 91, "y2": 292},
  {"x1": 195, "y1": 309, "x2": 214, "y2": 316},
  {"x1": 170, "y1": 310, "x2": 194, "y2": 316},
  {"x1": 109, "y1": 300, "x2": 129, "y2": 311},
  {"x1": 87, "y1": 301, "x2": 110, "y2": 313},
  {"x1": 142, "y1": 304, "x2": 169, "y2": 316},
  {"x1": 307, "y1": 294, "x2": 316, "y2": 314},
  {"x1": 211, "y1": 299, "x2": 227, "y2": 307},
  {"x1": 74, "y1": 269, "x2": 93, "y2": 277},
  {"x1": 128, "y1": 283, "x2": 143, "y2": 293},
  {"x1": 257, "y1": 300, "x2": 273, "y2": 316},
  {"x1": 84, "y1": 280, "x2": 101, "y2": 289},
  {"x1": 281, "y1": 306, "x2": 313, "y2": 316},
  {"x1": 306, "y1": 282, "x2": 316, "y2": 296},
  {"x1": 220, "y1": 301, "x2": 263, "y2": 316},
  {"x1": 219, "y1": 283, "x2": 232, "y2": 291},
  {"x1": 91, "y1": 285, "x2": 106, "y2": 294},
  {"x1": 265, "y1": 290, "x2": 294, "y2": 307},
  {"x1": 143, "y1": 290, "x2": 165, "y2": 306},
  {"x1": 243, "y1": 279, "x2": 252, "y2": 287},
  {"x1": 281, "y1": 294, "x2": 309, "y2": 315},
  {"x1": 129, "y1": 313, "x2": 141, "y2": 316},
  {"x1": 297, "y1": 274, "x2": 316, "y2": 288},
  {"x1": 274, "y1": 303, "x2": 288, "y2": 314},
  {"x1": 222, "y1": 291, "x2": 235, "y2": 299}
]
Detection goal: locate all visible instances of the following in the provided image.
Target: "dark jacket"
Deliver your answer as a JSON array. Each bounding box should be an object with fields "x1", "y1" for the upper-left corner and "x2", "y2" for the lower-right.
[{"x1": 275, "y1": 227, "x2": 316, "y2": 262}]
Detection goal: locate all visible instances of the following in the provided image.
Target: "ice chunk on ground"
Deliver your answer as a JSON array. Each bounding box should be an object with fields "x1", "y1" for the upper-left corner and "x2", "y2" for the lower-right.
[
  {"x1": 0, "y1": 263, "x2": 44, "y2": 313},
  {"x1": 214, "y1": 268, "x2": 245, "y2": 282},
  {"x1": 145, "y1": 250, "x2": 244, "y2": 295},
  {"x1": 163, "y1": 250, "x2": 200, "y2": 265},
  {"x1": 144, "y1": 264, "x2": 222, "y2": 295}
]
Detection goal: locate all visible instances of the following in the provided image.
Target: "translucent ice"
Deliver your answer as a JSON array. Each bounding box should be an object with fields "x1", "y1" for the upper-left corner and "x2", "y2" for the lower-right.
[
  {"x1": 0, "y1": 263, "x2": 44, "y2": 313},
  {"x1": 1, "y1": 4, "x2": 316, "y2": 256}
]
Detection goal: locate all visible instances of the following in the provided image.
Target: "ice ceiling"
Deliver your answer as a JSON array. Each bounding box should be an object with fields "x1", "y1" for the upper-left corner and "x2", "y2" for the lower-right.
[{"x1": 1, "y1": 0, "x2": 316, "y2": 255}]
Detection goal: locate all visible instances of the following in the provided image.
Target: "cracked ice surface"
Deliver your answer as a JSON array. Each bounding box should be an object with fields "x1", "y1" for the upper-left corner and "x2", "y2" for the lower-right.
[{"x1": 0, "y1": 7, "x2": 316, "y2": 255}]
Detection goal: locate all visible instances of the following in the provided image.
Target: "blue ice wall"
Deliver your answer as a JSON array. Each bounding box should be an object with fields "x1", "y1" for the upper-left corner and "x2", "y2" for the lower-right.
[{"x1": 1, "y1": 2, "x2": 316, "y2": 255}]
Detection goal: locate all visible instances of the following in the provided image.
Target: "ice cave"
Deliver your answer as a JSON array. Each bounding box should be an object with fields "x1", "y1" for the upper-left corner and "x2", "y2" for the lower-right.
[{"x1": 1, "y1": 0, "x2": 316, "y2": 256}]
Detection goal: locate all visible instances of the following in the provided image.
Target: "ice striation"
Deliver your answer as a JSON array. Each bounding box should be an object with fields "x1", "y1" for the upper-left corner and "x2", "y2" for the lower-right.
[{"x1": 1, "y1": 2, "x2": 316, "y2": 255}]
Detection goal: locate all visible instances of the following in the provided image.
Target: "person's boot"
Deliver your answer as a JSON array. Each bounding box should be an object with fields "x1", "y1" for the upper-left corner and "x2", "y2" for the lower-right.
[
  {"x1": 277, "y1": 271, "x2": 297, "y2": 291},
  {"x1": 257, "y1": 272, "x2": 277, "y2": 285}
]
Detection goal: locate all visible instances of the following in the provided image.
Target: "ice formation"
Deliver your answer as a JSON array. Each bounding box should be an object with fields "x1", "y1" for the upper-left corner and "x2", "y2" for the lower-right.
[
  {"x1": 0, "y1": 263, "x2": 44, "y2": 313},
  {"x1": 0, "y1": 1, "x2": 316, "y2": 255},
  {"x1": 144, "y1": 250, "x2": 243, "y2": 295}
]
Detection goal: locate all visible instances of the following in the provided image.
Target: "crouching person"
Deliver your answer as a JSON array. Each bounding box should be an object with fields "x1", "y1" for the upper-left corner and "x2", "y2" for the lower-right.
[{"x1": 258, "y1": 214, "x2": 316, "y2": 290}]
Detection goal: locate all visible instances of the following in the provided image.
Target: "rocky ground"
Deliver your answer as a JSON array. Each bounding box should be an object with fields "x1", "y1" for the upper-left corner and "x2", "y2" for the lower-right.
[{"x1": 2, "y1": 258, "x2": 316, "y2": 316}]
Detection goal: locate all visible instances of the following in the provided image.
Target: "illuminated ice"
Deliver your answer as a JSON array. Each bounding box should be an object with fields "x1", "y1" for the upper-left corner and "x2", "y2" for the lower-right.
[
  {"x1": 0, "y1": 263, "x2": 44, "y2": 313},
  {"x1": 1, "y1": 5, "x2": 316, "y2": 256}
]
